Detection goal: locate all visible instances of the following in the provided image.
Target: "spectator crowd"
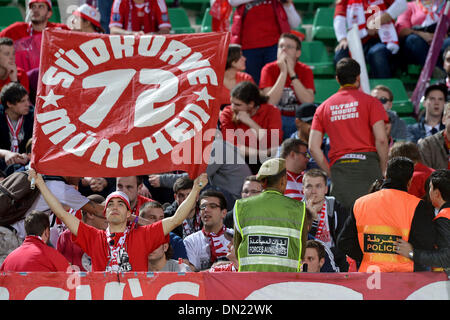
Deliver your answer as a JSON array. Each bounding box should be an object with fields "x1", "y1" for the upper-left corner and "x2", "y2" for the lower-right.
[{"x1": 0, "y1": 0, "x2": 449, "y2": 277}]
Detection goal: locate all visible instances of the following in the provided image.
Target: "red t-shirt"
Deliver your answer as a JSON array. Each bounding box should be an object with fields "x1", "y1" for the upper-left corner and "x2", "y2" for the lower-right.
[
  {"x1": 109, "y1": 0, "x2": 171, "y2": 33},
  {"x1": 0, "y1": 67, "x2": 29, "y2": 92},
  {"x1": 133, "y1": 194, "x2": 154, "y2": 215},
  {"x1": 0, "y1": 236, "x2": 70, "y2": 272},
  {"x1": 73, "y1": 220, "x2": 168, "y2": 272},
  {"x1": 57, "y1": 229, "x2": 88, "y2": 272},
  {"x1": 240, "y1": 0, "x2": 280, "y2": 50},
  {"x1": 260, "y1": 61, "x2": 315, "y2": 116},
  {"x1": 311, "y1": 87, "x2": 388, "y2": 166},
  {"x1": 408, "y1": 162, "x2": 434, "y2": 199},
  {"x1": 219, "y1": 72, "x2": 254, "y2": 107},
  {"x1": 219, "y1": 103, "x2": 283, "y2": 149},
  {"x1": 0, "y1": 22, "x2": 69, "y2": 72}
]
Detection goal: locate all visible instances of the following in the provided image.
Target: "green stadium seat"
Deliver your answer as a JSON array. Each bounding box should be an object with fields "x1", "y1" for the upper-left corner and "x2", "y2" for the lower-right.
[
  {"x1": 369, "y1": 78, "x2": 413, "y2": 115},
  {"x1": 168, "y1": 7, "x2": 196, "y2": 33},
  {"x1": 200, "y1": 8, "x2": 212, "y2": 33},
  {"x1": 300, "y1": 41, "x2": 334, "y2": 76},
  {"x1": 311, "y1": 7, "x2": 336, "y2": 41},
  {"x1": 314, "y1": 78, "x2": 339, "y2": 104},
  {"x1": 48, "y1": 5, "x2": 60, "y2": 23},
  {"x1": 400, "y1": 116, "x2": 417, "y2": 125},
  {"x1": 0, "y1": 6, "x2": 23, "y2": 30}
]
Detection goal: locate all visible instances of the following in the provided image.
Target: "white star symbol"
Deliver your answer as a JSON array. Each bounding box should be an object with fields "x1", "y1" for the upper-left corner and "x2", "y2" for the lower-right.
[
  {"x1": 39, "y1": 89, "x2": 64, "y2": 109},
  {"x1": 193, "y1": 87, "x2": 214, "y2": 108}
]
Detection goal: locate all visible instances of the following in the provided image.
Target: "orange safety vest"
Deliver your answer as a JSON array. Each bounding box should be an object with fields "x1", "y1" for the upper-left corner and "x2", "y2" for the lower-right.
[
  {"x1": 353, "y1": 189, "x2": 421, "y2": 272},
  {"x1": 434, "y1": 207, "x2": 450, "y2": 220}
]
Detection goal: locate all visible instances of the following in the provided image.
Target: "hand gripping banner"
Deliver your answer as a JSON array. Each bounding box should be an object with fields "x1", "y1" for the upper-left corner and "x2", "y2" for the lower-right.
[{"x1": 31, "y1": 29, "x2": 230, "y2": 178}]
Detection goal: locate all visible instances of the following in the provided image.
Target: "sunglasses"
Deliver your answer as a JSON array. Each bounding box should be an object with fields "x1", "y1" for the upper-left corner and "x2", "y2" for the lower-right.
[{"x1": 378, "y1": 97, "x2": 390, "y2": 104}]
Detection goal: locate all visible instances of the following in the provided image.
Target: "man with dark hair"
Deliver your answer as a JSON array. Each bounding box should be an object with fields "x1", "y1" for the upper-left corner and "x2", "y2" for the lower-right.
[
  {"x1": 303, "y1": 240, "x2": 326, "y2": 272},
  {"x1": 396, "y1": 169, "x2": 450, "y2": 269},
  {"x1": 116, "y1": 175, "x2": 153, "y2": 215},
  {"x1": 260, "y1": 33, "x2": 315, "y2": 139},
  {"x1": 338, "y1": 157, "x2": 436, "y2": 272},
  {"x1": 0, "y1": 211, "x2": 70, "y2": 272},
  {"x1": 164, "y1": 176, "x2": 201, "y2": 239},
  {"x1": 0, "y1": 37, "x2": 29, "y2": 92},
  {"x1": 233, "y1": 158, "x2": 308, "y2": 272},
  {"x1": 407, "y1": 83, "x2": 447, "y2": 143},
  {"x1": 280, "y1": 138, "x2": 310, "y2": 201},
  {"x1": 0, "y1": 82, "x2": 33, "y2": 172},
  {"x1": 183, "y1": 189, "x2": 232, "y2": 271},
  {"x1": 309, "y1": 57, "x2": 389, "y2": 211}
]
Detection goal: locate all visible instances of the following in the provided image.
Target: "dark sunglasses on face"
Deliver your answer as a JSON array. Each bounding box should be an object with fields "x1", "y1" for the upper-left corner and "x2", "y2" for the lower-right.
[{"x1": 378, "y1": 97, "x2": 390, "y2": 104}]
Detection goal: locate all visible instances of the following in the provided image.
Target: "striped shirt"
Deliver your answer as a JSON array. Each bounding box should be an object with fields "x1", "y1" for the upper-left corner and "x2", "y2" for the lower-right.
[{"x1": 284, "y1": 170, "x2": 304, "y2": 201}]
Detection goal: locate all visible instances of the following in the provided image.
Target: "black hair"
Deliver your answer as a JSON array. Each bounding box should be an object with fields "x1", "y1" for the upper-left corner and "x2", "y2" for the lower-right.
[
  {"x1": 231, "y1": 81, "x2": 269, "y2": 106},
  {"x1": 336, "y1": 58, "x2": 360, "y2": 86},
  {"x1": 0, "y1": 82, "x2": 28, "y2": 108}
]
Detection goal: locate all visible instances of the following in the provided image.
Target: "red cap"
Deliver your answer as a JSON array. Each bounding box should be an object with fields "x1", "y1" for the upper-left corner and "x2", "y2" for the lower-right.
[
  {"x1": 104, "y1": 191, "x2": 131, "y2": 215},
  {"x1": 29, "y1": 0, "x2": 52, "y2": 10}
]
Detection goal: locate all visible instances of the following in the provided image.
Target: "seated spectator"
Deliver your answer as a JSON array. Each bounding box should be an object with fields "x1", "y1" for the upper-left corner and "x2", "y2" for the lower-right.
[
  {"x1": 224, "y1": 174, "x2": 263, "y2": 228},
  {"x1": 0, "y1": 83, "x2": 33, "y2": 174},
  {"x1": 371, "y1": 85, "x2": 407, "y2": 141},
  {"x1": 56, "y1": 194, "x2": 107, "y2": 272},
  {"x1": 260, "y1": 33, "x2": 315, "y2": 139},
  {"x1": 208, "y1": 229, "x2": 238, "y2": 272},
  {"x1": 116, "y1": 175, "x2": 153, "y2": 215},
  {"x1": 228, "y1": 0, "x2": 301, "y2": 85},
  {"x1": 148, "y1": 243, "x2": 192, "y2": 272},
  {"x1": 139, "y1": 200, "x2": 188, "y2": 261},
  {"x1": 0, "y1": 211, "x2": 70, "y2": 272},
  {"x1": 302, "y1": 240, "x2": 326, "y2": 272},
  {"x1": 280, "y1": 138, "x2": 310, "y2": 201},
  {"x1": 389, "y1": 141, "x2": 435, "y2": 199},
  {"x1": 109, "y1": 0, "x2": 171, "y2": 35},
  {"x1": 0, "y1": 0, "x2": 69, "y2": 73},
  {"x1": 164, "y1": 176, "x2": 202, "y2": 239},
  {"x1": 0, "y1": 37, "x2": 29, "y2": 92},
  {"x1": 418, "y1": 102, "x2": 450, "y2": 169},
  {"x1": 333, "y1": 0, "x2": 407, "y2": 78},
  {"x1": 395, "y1": 0, "x2": 450, "y2": 70},
  {"x1": 303, "y1": 168, "x2": 349, "y2": 272},
  {"x1": 184, "y1": 190, "x2": 232, "y2": 271},
  {"x1": 219, "y1": 81, "x2": 283, "y2": 173},
  {"x1": 407, "y1": 83, "x2": 447, "y2": 143},
  {"x1": 70, "y1": 4, "x2": 105, "y2": 33},
  {"x1": 220, "y1": 44, "x2": 254, "y2": 109}
]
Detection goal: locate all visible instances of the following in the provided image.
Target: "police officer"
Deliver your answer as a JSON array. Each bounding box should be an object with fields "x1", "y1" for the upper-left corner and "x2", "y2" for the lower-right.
[
  {"x1": 337, "y1": 157, "x2": 436, "y2": 272},
  {"x1": 233, "y1": 158, "x2": 309, "y2": 272}
]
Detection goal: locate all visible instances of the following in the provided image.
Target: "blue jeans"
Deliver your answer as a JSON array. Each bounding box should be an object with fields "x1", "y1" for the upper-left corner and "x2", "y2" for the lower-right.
[
  {"x1": 97, "y1": 0, "x2": 114, "y2": 34},
  {"x1": 242, "y1": 44, "x2": 278, "y2": 85},
  {"x1": 335, "y1": 39, "x2": 392, "y2": 78},
  {"x1": 401, "y1": 34, "x2": 450, "y2": 68}
]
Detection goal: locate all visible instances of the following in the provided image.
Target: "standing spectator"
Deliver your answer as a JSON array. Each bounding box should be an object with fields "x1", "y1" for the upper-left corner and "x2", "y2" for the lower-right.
[
  {"x1": 337, "y1": 157, "x2": 436, "y2": 272},
  {"x1": 333, "y1": 0, "x2": 407, "y2": 79},
  {"x1": 220, "y1": 81, "x2": 283, "y2": 173},
  {"x1": 407, "y1": 83, "x2": 447, "y2": 143},
  {"x1": 233, "y1": 158, "x2": 309, "y2": 272},
  {"x1": 444, "y1": 47, "x2": 450, "y2": 95},
  {"x1": 184, "y1": 190, "x2": 232, "y2": 271},
  {"x1": 302, "y1": 240, "x2": 326, "y2": 273},
  {"x1": 220, "y1": 44, "x2": 255, "y2": 108},
  {"x1": 0, "y1": 0, "x2": 69, "y2": 73},
  {"x1": 109, "y1": 0, "x2": 171, "y2": 35},
  {"x1": 303, "y1": 169, "x2": 349, "y2": 271},
  {"x1": 280, "y1": 138, "x2": 309, "y2": 201},
  {"x1": 0, "y1": 211, "x2": 70, "y2": 272},
  {"x1": 70, "y1": 3, "x2": 105, "y2": 33},
  {"x1": 0, "y1": 83, "x2": 33, "y2": 173},
  {"x1": 27, "y1": 169, "x2": 208, "y2": 272},
  {"x1": 0, "y1": 38, "x2": 29, "y2": 92},
  {"x1": 228, "y1": 0, "x2": 301, "y2": 84},
  {"x1": 260, "y1": 33, "x2": 315, "y2": 139},
  {"x1": 139, "y1": 200, "x2": 188, "y2": 261},
  {"x1": 396, "y1": 169, "x2": 450, "y2": 269},
  {"x1": 56, "y1": 194, "x2": 107, "y2": 272},
  {"x1": 388, "y1": 141, "x2": 435, "y2": 199},
  {"x1": 418, "y1": 102, "x2": 450, "y2": 169},
  {"x1": 164, "y1": 176, "x2": 202, "y2": 239},
  {"x1": 395, "y1": 0, "x2": 450, "y2": 70},
  {"x1": 309, "y1": 58, "x2": 389, "y2": 210},
  {"x1": 116, "y1": 175, "x2": 153, "y2": 215},
  {"x1": 371, "y1": 85, "x2": 407, "y2": 141}
]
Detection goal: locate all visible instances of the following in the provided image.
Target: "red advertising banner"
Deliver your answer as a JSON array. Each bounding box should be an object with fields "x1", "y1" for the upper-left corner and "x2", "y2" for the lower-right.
[
  {"x1": 0, "y1": 272, "x2": 448, "y2": 300},
  {"x1": 31, "y1": 29, "x2": 230, "y2": 178}
]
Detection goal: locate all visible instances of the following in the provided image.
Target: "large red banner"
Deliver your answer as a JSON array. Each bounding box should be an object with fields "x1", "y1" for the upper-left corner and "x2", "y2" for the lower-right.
[
  {"x1": 0, "y1": 272, "x2": 448, "y2": 300},
  {"x1": 31, "y1": 29, "x2": 230, "y2": 178}
]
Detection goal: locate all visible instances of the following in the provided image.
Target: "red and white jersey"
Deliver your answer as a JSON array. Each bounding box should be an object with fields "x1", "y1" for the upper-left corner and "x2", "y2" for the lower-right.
[
  {"x1": 109, "y1": 0, "x2": 171, "y2": 33},
  {"x1": 284, "y1": 170, "x2": 304, "y2": 201}
]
